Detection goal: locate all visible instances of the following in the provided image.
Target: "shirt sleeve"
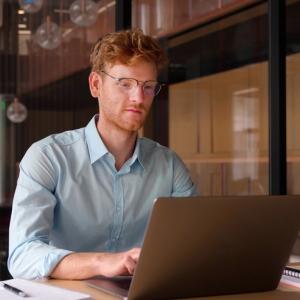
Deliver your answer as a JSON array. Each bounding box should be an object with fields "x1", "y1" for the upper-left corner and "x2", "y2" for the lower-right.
[
  {"x1": 171, "y1": 152, "x2": 199, "y2": 197},
  {"x1": 8, "y1": 143, "x2": 73, "y2": 279}
]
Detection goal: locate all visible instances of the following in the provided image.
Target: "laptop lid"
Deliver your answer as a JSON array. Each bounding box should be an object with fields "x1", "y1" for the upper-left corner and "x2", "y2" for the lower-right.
[{"x1": 87, "y1": 195, "x2": 300, "y2": 300}]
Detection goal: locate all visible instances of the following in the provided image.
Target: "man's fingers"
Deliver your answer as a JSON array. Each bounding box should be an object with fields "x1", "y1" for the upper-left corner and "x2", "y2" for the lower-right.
[
  {"x1": 128, "y1": 247, "x2": 141, "y2": 262},
  {"x1": 99, "y1": 248, "x2": 141, "y2": 277},
  {"x1": 124, "y1": 255, "x2": 137, "y2": 275}
]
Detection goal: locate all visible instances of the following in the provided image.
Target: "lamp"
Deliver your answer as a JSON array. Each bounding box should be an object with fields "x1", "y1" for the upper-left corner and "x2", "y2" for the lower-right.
[
  {"x1": 54, "y1": 0, "x2": 98, "y2": 27},
  {"x1": 69, "y1": 0, "x2": 97, "y2": 27},
  {"x1": 6, "y1": 97, "x2": 28, "y2": 123},
  {"x1": 18, "y1": 0, "x2": 43, "y2": 14},
  {"x1": 34, "y1": 16, "x2": 62, "y2": 50}
]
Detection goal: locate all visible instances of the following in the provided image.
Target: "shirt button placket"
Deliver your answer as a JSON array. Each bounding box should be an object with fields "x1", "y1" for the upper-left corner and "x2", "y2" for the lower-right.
[{"x1": 110, "y1": 174, "x2": 124, "y2": 250}]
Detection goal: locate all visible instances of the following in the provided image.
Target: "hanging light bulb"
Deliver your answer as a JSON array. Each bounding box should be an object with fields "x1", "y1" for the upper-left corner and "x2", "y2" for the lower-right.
[
  {"x1": 18, "y1": 0, "x2": 43, "y2": 13},
  {"x1": 7, "y1": 97, "x2": 28, "y2": 123},
  {"x1": 69, "y1": 0, "x2": 97, "y2": 27},
  {"x1": 35, "y1": 16, "x2": 62, "y2": 50}
]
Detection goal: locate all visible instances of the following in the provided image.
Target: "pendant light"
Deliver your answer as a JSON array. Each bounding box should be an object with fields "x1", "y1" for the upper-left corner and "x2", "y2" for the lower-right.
[
  {"x1": 18, "y1": 0, "x2": 43, "y2": 14},
  {"x1": 34, "y1": 15, "x2": 62, "y2": 50},
  {"x1": 69, "y1": 0, "x2": 97, "y2": 27},
  {"x1": 7, "y1": 97, "x2": 28, "y2": 123}
]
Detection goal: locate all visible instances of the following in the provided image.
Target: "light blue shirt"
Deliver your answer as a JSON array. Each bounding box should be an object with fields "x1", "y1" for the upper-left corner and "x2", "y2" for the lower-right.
[{"x1": 8, "y1": 115, "x2": 198, "y2": 279}]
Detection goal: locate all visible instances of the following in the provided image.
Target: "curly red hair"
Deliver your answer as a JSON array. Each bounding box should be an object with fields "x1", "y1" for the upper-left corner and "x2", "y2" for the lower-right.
[{"x1": 90, "y1": 28, "x2": 168, "y2": 72}]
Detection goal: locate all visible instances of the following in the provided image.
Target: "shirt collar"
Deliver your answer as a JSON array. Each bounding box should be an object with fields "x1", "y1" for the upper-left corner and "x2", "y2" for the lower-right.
[
  {"x1": 85, "y1": 115, "x2": 145, "y2": 169},
  {"x1": 85, "y1": 115, "x2": 109, "y2": 164}
]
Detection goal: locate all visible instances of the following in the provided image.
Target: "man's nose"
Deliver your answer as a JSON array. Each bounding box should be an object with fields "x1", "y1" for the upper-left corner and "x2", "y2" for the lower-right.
[{"x1": 129, "y1": 85, "x2": 145, "y2": 103}]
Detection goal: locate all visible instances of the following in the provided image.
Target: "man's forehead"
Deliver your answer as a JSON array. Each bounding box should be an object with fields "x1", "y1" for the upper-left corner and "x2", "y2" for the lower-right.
[
  {"x1": 104, "y1": 58, "x2": 156, "y2": 70},
  {"x1": 104, "y1": 60, "x2": 158, "y2": 78}
]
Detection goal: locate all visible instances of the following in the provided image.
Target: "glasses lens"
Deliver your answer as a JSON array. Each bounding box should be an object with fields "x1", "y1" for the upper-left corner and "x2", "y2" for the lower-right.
[
  {"x1": 143, "y1": 82, "x2": 162, "y2": 96},
  {"x1": 116, "y1": 77, "x2": 163, "y2": 97},
  {"x1": 118, "y1": 78, "x2": 136, "y2": 91}
]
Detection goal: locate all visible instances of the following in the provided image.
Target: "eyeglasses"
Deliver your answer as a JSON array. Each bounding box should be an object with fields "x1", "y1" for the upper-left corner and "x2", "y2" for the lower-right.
[{"x1": 100, "y1": 70, "x2": 164, "y2": 97}]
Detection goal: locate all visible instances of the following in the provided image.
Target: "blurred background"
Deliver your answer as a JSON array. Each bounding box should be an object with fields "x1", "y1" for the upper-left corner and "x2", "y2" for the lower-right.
[{"x1": 1, "y1": 0, "x2": 300, "y2": 279}]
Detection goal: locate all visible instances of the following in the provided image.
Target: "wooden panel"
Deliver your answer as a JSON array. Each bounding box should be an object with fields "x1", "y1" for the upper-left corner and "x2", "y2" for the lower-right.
[
  {"x1": 248, "y1": 62, "x2": 268, "y2": 153},
  {"x1": 287, "y1": 53, "x2": 300, "y2": 153},
  {"x1": 287, "y1": 53, "x2": 300, "y2": 196},
  {"x1": 211, "y1": 67, "x2": 249, "y2": 154},
  {"x1": 184, "y1": 161, "x2": 222, "y2": 196},
  {"x1": 287, "y1": 162, "x2": 300, "y2": 194},
  {"x1": 168, "y1": 60, "x2": 272, "y2": 196},
  {"x1": 224, "y1": 161, "x2": 268, "y2": 195},
  {"x1": 197, "y1": 77, "x2": 212, "y2": 154},
  {"x1": 169, "y1": 81, "x2": 198, "y2": 155},
  {"x1": 223, "y1": 162, "x2": 249, "y2": 195},
  {"x1": 169, "y1": 62, "x2": 268, "y2": 157}
]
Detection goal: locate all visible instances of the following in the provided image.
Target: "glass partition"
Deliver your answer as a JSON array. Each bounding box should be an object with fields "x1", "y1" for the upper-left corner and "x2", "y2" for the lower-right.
[
  {"x1": 0, "y1": 0, "x2": 116, "y2": 206},
  {"x1": 286, "y1": 1, "x2": 300, "y2": 197},
  {"x1": 0, "y1": 93, "x2": 22, "y2": 206},
  {"x1": 286, "y1": 0, "x2": 300, "y2": 260},
  {"x1": 164, "y1": 1, "x2": 269, "y2": 196},
  {"x1": 132, "y1": 0, "x2": 260, "y2": 37},
  {"x1": 169, "y1": 62, "x2": 268, "y2": 195},
  {"x1": 287, "y1": 53, "x2": 300, "y2": 195}
]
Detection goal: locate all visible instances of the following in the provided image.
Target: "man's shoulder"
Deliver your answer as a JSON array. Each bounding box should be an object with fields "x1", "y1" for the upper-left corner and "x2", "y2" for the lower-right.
[
  {"x1": 32, "y1": 128, "x2": 85, "y2": 151},
  {"x1": 20, "y1": 127, "x2": 88, "y2": 171},
  {"x1": 139, "y1": 137, "x2": 174, "y2": 156}
]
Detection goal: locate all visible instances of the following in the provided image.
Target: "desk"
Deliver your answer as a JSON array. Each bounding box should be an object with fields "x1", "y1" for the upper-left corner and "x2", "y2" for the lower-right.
[{"x1": 45, "y1": 280, "x2": 300, "y2": 300}]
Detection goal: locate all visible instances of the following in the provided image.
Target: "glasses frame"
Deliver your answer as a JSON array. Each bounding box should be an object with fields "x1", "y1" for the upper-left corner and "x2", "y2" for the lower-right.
[{"x1": 100, "y1": 70, "x2": 165, "y2": 97}]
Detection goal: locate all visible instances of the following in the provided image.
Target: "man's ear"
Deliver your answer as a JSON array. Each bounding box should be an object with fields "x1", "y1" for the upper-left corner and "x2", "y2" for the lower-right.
[{"x1": 89, "y1": 71, "x2": 101, "y2": 98}]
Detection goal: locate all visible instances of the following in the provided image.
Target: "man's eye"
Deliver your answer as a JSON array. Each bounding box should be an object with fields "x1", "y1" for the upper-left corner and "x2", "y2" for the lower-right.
[
  {"x1": 144, "y1": 84, "x2": 155, "y2": 91},
  {"x1": 119, "y1": 80, "x2": 133, "y2": 89}
]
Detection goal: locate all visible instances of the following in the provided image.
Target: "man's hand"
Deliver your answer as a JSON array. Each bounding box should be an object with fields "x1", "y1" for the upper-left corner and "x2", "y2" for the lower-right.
[
  {"x1": 50, "y1": 248, "x2": 141, "y2": 280},
  {"x1": 95, "y1": 248, "x2": 141, "y2": 277}
]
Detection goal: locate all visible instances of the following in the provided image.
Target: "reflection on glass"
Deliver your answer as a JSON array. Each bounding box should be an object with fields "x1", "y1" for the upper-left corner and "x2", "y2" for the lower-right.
[
  {"x1": 169, "y1": 62, "x2": 268, "y2": 196},
  {"x1": 287, "y1": 53, "x2": 300, "y2": 194},
  {"x1": 34, "y1": 16, "x2": 61, "y2": 50},
  {"x1": 0, "y1": 95, "x2": 18, "y2": 206},
  {"x1": 132, "y1": 0, "x2": 258, "y2": 36},
  {"x1": 6, "y1": 98, "x2": 28, "y2": 124},
  {"x1": 232, "y1": 89, "x2": 260, "y2": 187},
  {"x1": 137, "y1": 2, "x2": 150, "y2": 34},
  {"x1": 69, "y1": 0, "x2": 98, "y2": 27},
  {"x1": 18, "y1": 0, "x2": 43, "y2": 14},
  {"x1": 191, "y1": 0, "x2": 220, "y2": 17},
  {"x1": 0, "y1": 98, "x2": 5, "y2": 206}
]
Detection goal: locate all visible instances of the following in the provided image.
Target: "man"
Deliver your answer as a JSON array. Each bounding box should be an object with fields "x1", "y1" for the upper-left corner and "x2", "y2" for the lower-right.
[{"x1": 8, "y1": 29, "x2": 198, "y2": 280}]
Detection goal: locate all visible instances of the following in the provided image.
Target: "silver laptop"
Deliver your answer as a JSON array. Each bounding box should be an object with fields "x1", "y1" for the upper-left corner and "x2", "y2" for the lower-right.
[{"x1": 86, "y1": 195, "x2": 300, "y2": 299}]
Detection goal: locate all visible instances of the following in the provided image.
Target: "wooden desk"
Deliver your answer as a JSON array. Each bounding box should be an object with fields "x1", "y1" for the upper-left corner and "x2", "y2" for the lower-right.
[{"x1": 45, "y1": 280, "x2": 300, "y2": 300}]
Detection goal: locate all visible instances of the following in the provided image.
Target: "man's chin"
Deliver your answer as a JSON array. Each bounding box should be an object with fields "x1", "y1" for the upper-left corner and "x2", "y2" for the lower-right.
[
  {"x1": 123, "y1": 121, "x2": 144, "y2": 132},
  {"x1": 127, "y1": 124, "x2": 143, "y2": 132},
  {"x1": 120, "y1": 116, "x2": 145, "y2": 131}
]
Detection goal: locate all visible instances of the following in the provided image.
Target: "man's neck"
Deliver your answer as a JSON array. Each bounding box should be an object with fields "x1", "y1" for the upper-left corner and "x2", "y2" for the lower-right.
[{"x1": 97, "y1": 120, "x2": 138, "y2": 171}]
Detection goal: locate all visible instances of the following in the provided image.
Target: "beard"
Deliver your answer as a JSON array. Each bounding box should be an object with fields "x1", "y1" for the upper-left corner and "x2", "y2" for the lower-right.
[{"x1": 99, "y1": 103, "x2": 149, "y2": 133}]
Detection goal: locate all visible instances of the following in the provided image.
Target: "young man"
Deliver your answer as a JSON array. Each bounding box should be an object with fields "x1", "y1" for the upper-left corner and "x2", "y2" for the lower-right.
[{"x1": 8, "y1": 29, "x2": 198, "y2": 280}]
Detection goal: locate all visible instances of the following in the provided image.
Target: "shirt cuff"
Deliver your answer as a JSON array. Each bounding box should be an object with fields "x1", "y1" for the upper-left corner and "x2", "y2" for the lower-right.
[{"x1": 41, "y1": 248, "x2": 74, "y2": 278}]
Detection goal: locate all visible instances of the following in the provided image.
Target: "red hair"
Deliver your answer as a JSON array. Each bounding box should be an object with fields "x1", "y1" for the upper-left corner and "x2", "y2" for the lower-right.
[{"x1": 90, "y1": 28, "x2": 168, "y2": 72}]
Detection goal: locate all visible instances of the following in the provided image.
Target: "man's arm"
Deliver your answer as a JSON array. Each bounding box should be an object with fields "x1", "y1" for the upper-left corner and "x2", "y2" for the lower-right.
[
  {"x1": 8, "y1": 144, "x2": 73, "y2": 279},
  {"x1": 171, "y1": 152, "x2": 199, "y2": 197},
  {"x1": 8, "y1": 144, "x2": 140, "y2": 280},
  {"x1": 50, "y1": 248, "x2": 140, "y2": 279}
]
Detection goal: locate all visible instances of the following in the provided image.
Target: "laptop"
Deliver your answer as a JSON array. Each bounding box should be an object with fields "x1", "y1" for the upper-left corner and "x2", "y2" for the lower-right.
[{"x1": 86, "y1": 195, "x2": 300, "y2": 300}]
